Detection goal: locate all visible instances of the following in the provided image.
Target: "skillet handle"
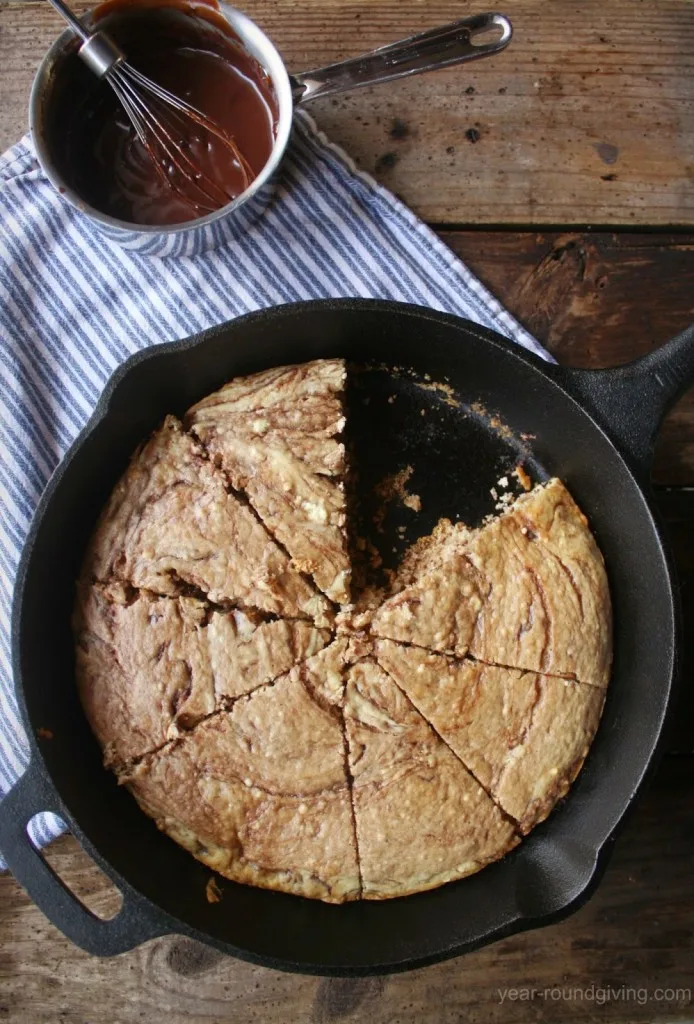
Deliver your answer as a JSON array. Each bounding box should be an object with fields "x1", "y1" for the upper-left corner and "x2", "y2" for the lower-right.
[
  {"x1": 0, "y1": 763, "x2": 168, "y2": 956},
  {"x1": 550, "y1": 323, "x2": 694, "y2": 476}
]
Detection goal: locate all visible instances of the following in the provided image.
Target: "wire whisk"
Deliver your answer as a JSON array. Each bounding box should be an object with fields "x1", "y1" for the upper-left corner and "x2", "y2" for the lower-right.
[{"x1": 46, "y1": 0, "x2": 254, "y2": 214}]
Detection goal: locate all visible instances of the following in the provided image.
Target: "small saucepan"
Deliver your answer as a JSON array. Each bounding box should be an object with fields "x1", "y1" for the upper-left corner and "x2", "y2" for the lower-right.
[{"x1": 30, "y1": 4, "x2": 511, "y2": 256}]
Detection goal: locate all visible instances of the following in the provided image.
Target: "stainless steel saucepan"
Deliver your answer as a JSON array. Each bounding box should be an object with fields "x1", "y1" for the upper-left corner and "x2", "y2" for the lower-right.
[{"x1": 30, "y1": 5, "x2": 512, "y2": 256}]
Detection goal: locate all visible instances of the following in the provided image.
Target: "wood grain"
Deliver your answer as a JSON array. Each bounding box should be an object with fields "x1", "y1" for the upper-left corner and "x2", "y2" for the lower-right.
[
  {"x1": 0, "y1": 756, "x2": 691, "y2": 1023},
  {"x1": 2, "y1": 0, "x2": 694, "y2": 225},
  {"x1": 444, "y1": 230, "x2": 694, "y2": 484}
]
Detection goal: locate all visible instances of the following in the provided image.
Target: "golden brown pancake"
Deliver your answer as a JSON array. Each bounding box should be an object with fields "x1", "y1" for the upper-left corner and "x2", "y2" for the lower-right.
[
  {"x1": 343, "y1": 659, "x2": 518, "y2": 899},
  {"x1": 371, "y1": 479, "x2": 612, "y2": 688},
  {"x1": 123, "y1": 642, "x2": 360, "y2": 903},
  {"x1": 186, "y1": 360, "x2": 350, "y2": 603},
  {"x1": 81, "y1": 416, "x2": 333, "y2": 625},
  {"x1": 76, "y1": 361, "x2": 613, "y2": 903},
  {"x1": 375, "y1": 639, "x2": 605, "y2": 833}
]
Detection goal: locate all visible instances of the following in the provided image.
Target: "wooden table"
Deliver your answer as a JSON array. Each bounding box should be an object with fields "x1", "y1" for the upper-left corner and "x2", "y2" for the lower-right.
[{"x1": 1, "y1": 1, "x2": 693, "y2": 1021}]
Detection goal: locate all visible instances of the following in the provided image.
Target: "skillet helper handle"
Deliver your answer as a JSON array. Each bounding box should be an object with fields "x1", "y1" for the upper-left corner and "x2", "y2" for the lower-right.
[
  {"x1": 292, "y1": 12, "x2": 512, "y2": 103},
  {"x1": 552, "y1": 323, "x2": 694, "y2": 477},
  {"x1": 0, "y1": 764, "x2": 167, "y2": 956}
]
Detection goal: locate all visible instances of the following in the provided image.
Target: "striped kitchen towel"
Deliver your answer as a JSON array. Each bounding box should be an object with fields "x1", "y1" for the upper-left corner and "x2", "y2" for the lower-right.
[{"x1": 0, "y1": 110, "x2": 547, "y2": 857}]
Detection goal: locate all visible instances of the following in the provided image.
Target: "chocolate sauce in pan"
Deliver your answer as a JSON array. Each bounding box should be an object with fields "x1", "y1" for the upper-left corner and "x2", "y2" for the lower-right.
[{"x1": 51, "y1": 0, "x2": 278, "y2": 225}]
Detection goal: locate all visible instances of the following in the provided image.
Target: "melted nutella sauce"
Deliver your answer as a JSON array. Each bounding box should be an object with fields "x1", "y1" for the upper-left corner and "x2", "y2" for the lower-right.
[{"x1": 52, "y1": 0, "x2": 278, "y2": 225}]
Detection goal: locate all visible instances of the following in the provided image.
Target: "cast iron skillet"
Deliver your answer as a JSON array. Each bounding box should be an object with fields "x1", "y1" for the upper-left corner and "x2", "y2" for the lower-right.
[{"x1": 2, "y1": 299, "x2": 694, "y2": 974}]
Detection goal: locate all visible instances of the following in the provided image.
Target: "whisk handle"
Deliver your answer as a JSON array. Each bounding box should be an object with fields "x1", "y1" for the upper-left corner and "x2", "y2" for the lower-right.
[
  {"x1": 45, "y1": 0, "x2": 125, "y2": 76},
  {"x1": 45, "y1": 0, "x2": 90, "y2": 41},
  {"x1": 79, "y1": 33, "x2": 125, "y2": 77}
]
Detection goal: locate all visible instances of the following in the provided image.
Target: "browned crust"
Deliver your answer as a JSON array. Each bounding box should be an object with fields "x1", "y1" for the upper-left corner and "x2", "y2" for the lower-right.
[
  {"x1": 186, "y1": 360, "x2": 351, "y2": 604},
  {"x1": 371, "y1": 479, "x2": 612, "y2": 689},
  {"x1": 375, "y1": 639, "x2": 605, "y2": 834},
  {"x1": 74, "y1": 580, "x2": 331, "y2": 771},
  {"x1": 122, "y1": 642, "x2": 360, "y2": 903},
  {"x1": 343, "y1": 659, "x2": 518, "y2": 900},
  {"x1": 74, "y1": 581, "x2": 215, "y2": 769},
  {"x1": 81, "y1": 415, "x2": 332, "y2": 625}
]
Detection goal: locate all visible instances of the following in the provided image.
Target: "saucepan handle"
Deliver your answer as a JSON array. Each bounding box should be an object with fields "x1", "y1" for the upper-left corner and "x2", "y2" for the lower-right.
[
  {"x1": 548, "y1": 323, "x2": 694, "y2": 477},
  {"x1": 0, "y1": 763, "x2": 168, "y2": 955},
  {"x1": 291, "y1": 13, "x2": 512, "y2": 104}
]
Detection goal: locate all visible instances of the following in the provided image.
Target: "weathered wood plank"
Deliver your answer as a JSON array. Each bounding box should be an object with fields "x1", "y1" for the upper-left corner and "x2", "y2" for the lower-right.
[
  {"x1": 1, "y1": 0, "x2": 694, "y2": 225},
  {"x1": 0, "y1": 756, "x2": 691, "y2": 1023},
  {"x1": 442, "y1": 232, "x2": 694, "y2": 368},
  {"x1": 442, "y1": 230, "x2": 694, "y2": 485}
]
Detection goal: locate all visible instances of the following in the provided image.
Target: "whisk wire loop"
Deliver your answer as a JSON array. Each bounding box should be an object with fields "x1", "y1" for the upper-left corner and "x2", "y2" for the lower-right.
[
  {"x1": 47, "y1": 0, "x2": 255, "y2": 215},
  {"x1": 108, "y1": 68, "x2": 233, "y2": 212}
]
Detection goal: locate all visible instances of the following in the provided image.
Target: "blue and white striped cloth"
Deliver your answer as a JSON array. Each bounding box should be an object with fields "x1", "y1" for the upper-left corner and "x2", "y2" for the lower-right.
[{"x1": 0, "y1": 110, "x2": 546, "y2": 856}]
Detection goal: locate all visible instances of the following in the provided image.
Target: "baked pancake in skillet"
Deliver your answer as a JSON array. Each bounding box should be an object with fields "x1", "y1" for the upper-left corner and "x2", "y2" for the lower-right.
[{"x1": 76, "y1": 360, "x2": 612, "y2": 903}]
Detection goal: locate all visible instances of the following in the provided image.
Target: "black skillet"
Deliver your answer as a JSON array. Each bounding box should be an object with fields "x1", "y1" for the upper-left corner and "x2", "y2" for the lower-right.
[{"x1": 2, "y1": 299, "x2": 694, "y2": 973}]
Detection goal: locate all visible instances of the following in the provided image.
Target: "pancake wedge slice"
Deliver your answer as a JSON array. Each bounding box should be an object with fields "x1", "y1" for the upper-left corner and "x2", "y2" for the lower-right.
[
  {"x1": 343, "y1": 659, "x2": 518, "y2": 899},
  {"x1": 186, "y1": 360, "x2": 346, "y2": 475},
  {"x1": 206, "y1": 608, "x2": 330, "y2": 704},
  {"x1": 81, "y1": 416, "x2": 332, "y2": 625},
  {"x1": 122, "y1": 641, "x2": 360, "y2": 903},
  {"x1": 186, "y1": 360, "x2": 350, "y2": 604},
  {"x1": 371, "y1": 478, "x2": 612, "y2": 688},
  {"x1": 74, "y1": 583, "x2": 331, "y2": 770},
  {"x1": 75, "y1": 582, "x2": 215, "y2": 769},
  {"x1": 375, "y1": 640, "x2": 605, "y2": 834}
]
